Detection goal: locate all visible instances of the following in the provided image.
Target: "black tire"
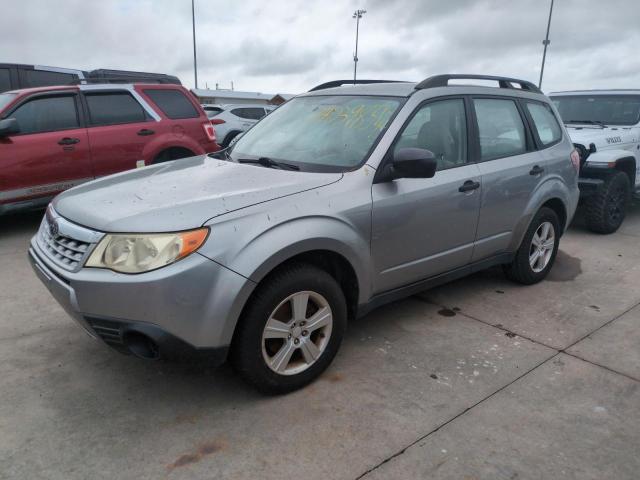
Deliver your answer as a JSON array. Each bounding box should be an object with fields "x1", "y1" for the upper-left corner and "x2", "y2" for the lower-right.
[
  {"x1": 504, "y1": 207, "x2": 561, "y2": 285},
  {"x1": 585, "y1": 171, "x2": 630, "y2": 234},
  {"x1": 230, "y1": 263, "x2": 347, "y2": 394},
  {"x1": 153, "y1": 148, "x2": 194, "y2": 164},
  {"x1": 222, "y1": 131, "x2": 241, "y2": 148}
]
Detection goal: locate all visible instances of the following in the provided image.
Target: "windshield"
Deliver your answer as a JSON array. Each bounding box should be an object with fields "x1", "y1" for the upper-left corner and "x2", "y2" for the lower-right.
[
  {"x1": 0, "y1": 93, "x2": 17, "y2": 112},
  {"x1": 552, "y1": 95, "x2": 640, "y2": 126},
  {"x1": 230, "y1": 95, "x2": 403, "y2": 172}
]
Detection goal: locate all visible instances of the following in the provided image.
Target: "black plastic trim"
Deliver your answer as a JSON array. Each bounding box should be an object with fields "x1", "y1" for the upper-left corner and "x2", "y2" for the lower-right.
[
  {"x1": 309, "y1": 79, "x2": 407, "y2": 92},
  {"x1": 416, "y1": 74, "x2": 541, "y2": 94},
  {"x1": 85, "y1": 316, "x2": 230, "y2": 365},
  {"x1": 357, "y1": 253, "x2": 514, "y2": 317}
]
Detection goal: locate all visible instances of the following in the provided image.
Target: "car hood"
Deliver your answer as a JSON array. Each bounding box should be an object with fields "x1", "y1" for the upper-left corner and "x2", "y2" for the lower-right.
[
  {"x1": 53, "y1": 156, "x2": 342, "y2": 232},
  {"x1": 565, "y1": 125, "x2": 634, "y2": 150}
]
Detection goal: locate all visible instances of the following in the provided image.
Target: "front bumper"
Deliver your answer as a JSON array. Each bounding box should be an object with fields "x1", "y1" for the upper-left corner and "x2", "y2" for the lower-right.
[
  {"x1": 578, "y1": 177, "x2": 605, "y2": 198},
  {"x1": 29, "y1": 236, "x2": 254, "y2": 363}
]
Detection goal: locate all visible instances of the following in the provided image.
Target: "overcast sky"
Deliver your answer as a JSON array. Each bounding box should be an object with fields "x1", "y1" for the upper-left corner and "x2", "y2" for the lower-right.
[{"x1": 4, "y1": 0, "x2": 640, "y2": 94}]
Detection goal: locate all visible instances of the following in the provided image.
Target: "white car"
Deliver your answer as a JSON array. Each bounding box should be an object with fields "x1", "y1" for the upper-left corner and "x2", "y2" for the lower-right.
[
  {"x1": 550, "y1": 90, "x2": 640, "y2": 233},
  {"x1": 201, "y1": 103, "x2": 276, "y2": 147}
]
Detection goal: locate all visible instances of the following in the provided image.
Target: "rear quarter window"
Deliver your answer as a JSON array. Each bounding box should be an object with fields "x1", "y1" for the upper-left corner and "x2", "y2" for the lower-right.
[
  {"x1": 144, "y1": 89, "x2": 199, "y2": 119},
  {"x1": 231, "y1": 107, "x2": 266, "y2": 120},
  {"x1": 526, "y1": 101, "x2": 562, "y2": 146}
]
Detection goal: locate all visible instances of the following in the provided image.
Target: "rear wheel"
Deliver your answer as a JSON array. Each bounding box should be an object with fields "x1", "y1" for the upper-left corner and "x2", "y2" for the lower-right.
[
  {"x1": 230, "y1": 263, "x2": 347, "y2": 394},
  {"x1": 585, "y1": 171, "x2": 630, "y2": 234},
  {"x1": 504, "y1": 207, "x2": 560, "y2": 285},
  {"x1": 222, "y1": 131, "x2": 241, "y2": 148},
  {"x1": 153, "y1": 147, "x2": 195, "y2": 164}
]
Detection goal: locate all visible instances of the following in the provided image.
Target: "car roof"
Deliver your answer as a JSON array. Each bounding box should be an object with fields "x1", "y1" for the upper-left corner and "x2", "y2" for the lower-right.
[
  {"x1": 550, "y1": 90, "x2": 640, "y2": 96},
  {"x1": 302, "y1": 80, "x2": 548, "y2": 101},
  {"x1": 4, "y1": 83, "x2": 184, "y2": 97},
  {"x1": 304, "y1": 82, "x2": 417, "y2": 97}
]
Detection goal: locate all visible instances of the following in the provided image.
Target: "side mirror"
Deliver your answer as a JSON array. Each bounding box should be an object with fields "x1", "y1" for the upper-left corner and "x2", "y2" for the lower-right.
[
  {"x1": 0, "y1": 118, "x2": 19, "y2": 137},
  {"x1": 391, "y1": 148, "x2": 437, "y2": 179}
]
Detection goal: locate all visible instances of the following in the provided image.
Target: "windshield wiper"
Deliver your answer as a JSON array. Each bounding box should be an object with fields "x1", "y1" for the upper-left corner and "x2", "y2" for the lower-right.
[
  {"x1": 237, "y1": 157, "x2": 300, "y2": 171},
  {"x1": 566, "y1": 119, "x2": 607, "y2": 127}
]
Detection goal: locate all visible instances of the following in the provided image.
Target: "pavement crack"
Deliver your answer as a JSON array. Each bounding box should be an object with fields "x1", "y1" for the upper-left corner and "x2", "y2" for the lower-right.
[
  {"x1": 355, "y1": 351, "x2": 560, "y2": 479},
  {"x1": 561, "y1": 351, "x2": 640, "y2": 383}
]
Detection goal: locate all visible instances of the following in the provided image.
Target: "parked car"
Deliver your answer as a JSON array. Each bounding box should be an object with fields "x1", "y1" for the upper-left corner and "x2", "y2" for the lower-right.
[
  {"x1": 0, "y1": 63, "x2": 181, "y2": 93},
  {"x1": 549, "y1": 90, "x2": 640, "y2": 233},
  {"x1": 29, "y1": 74, "x2": 579, "y2": 393},
  {"x1": 0, "y1": 83, "x2": 218, "y2": 215},
  {"x1": 202, "y1": 103, "x2": 276, "y2": 147}
]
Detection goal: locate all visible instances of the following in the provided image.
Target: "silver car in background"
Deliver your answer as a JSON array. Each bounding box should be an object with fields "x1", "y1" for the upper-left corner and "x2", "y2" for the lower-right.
[
  {"x1": 30, "y1": 74, "x2": 579, "y2": 394},
  {"x1": 202, "y1": 103, "x2": 276, "y2": 147}
]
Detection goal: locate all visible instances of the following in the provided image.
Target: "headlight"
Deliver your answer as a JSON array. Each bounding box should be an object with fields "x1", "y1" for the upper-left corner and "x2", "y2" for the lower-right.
[{"x1": 86, "y1": 228, "x2": 209, "y2": 273}]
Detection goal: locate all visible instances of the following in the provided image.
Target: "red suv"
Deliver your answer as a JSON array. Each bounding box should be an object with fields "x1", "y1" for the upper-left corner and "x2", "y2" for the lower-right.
[{"x1": 0, "y1": 83, "x2": 219, "y2": 215}]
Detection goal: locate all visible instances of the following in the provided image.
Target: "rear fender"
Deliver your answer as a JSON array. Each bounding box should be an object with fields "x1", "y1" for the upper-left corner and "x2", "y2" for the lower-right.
[{"x1": 508, "y1": 177, "x2": 576, "y2": 251}]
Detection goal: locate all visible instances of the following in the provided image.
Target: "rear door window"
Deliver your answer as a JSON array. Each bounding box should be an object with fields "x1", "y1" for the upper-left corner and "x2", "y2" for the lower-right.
[
  {"x1": 23, "y1": 69, "x2": 76, "y2": 87},
  {"x1": 85, "y1": 92, "x2": 147, "y2": 126},
  {"x1": 143, "y1": 89, "x2": 199, "y2": 119},
  {"x1": 10, "y1": 95, "x2": 79, "y2": 134},
  {"x1": 525, "y1": 101, "x2": 562, "y2": 146},
  {"x1": 231, "y1": 107, "x2": 267, "y2": 120},
  {"x1": 473, "y1": 98, "x2": 527, "y2": 160}
]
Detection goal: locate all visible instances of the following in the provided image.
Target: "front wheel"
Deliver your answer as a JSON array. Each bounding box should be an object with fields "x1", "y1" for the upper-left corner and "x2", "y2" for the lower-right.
[
  {"x1": 230, "y1": 263, "x2": 347, "y2": 394},
  {"x1": 585, "y1": 171, "x2": 630, "y2": 234},
  {"x1": 504, "y1": 207, "x2": 560, "y2": 285}
]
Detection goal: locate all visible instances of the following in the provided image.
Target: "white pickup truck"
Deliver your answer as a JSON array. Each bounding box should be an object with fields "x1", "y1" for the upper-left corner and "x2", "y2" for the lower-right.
[{"x1": 549, "y1": 90, "x2": 640, "y2": 233}]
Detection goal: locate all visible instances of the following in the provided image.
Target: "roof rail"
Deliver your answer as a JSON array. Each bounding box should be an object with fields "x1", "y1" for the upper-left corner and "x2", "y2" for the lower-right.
[
  {"x1": 309, "y1": 79, "x2": 406, "y2": 92},
  {"x1": 71, "y1": 77, "x2": 177, "y2": 85},
  {"x1": 416, "y1": 74, "x2": 542, "y2": 94}
]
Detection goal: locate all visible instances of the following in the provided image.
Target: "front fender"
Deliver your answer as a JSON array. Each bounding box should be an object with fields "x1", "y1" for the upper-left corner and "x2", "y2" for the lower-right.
[
  {"x1": 585, "y1": 148, "x2": 638, "y2": 166},
  {"x1": 509, "y1": 176, "x2": 578, "y2": 251},
  {"x1": 204, "y1": 215, "x2": 371, "y2": 301}
]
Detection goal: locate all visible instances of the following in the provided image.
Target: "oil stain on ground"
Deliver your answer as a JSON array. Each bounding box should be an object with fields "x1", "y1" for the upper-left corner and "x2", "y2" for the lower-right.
[
  {"x1": 167, "y1": 440, "x2": 225, "y2": 472},
  {"x1": 438, "y1": 308, "x2": 457, "y2": 317},
  {"x1": 547, "y1": 250, "x2": 582, "y2": 282}
]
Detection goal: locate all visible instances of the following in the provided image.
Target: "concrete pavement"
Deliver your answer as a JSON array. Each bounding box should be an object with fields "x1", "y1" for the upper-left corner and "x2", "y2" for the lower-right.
[{"x1": 1, "y1": 205, "x2": 639, "y2": 479}]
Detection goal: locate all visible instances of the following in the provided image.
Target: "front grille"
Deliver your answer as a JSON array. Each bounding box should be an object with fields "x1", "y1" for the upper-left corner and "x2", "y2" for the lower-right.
[
  {"x1": 40, "y1": 225, "x2": 90, "y2": 271},
  {"x1": 36, "y1": 207, "x2": 103, "y2": 272}
]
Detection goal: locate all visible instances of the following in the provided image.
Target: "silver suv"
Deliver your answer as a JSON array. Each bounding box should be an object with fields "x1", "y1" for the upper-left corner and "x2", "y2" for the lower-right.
[{"x1": 29, "y1": 74, "x2": 579, "y2": 393}]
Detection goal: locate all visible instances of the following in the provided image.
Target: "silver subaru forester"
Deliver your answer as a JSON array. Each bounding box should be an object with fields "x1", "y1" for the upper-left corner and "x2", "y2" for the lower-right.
[{"x1": 29, "y1": 75, "x2": 580, "y2": 393}]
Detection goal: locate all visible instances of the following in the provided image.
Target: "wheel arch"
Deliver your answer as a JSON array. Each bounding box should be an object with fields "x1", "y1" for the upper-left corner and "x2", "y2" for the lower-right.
[{"x1": 509, "y1": 178, "x2": 576, "y2": 251}]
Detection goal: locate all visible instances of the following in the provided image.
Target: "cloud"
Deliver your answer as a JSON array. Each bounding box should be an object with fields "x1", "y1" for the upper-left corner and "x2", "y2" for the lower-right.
[{"x1": 2, "y1": 0, "x2": 640, "y2": 94}]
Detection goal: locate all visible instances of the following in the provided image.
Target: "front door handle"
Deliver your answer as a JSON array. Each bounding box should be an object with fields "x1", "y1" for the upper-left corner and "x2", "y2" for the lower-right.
[
  {"x1": 137, "y1": 129, "x2": 155, "y2": 136},
  {"x1": 58, "y1": 137, "x2": 80, "y2": 145},
  {"x1": 458, "y1": 180, "x2": 480, "y2": 193},
  {"x1": 529, "y1": 165, "x2": 545, "y2": 176}
]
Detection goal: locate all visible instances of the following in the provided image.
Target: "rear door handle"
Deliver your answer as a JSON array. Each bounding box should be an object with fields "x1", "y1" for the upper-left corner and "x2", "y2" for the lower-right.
[
  {"x1": 529, "y1": 165, "x2": 545, "y2": 175},
  {"x1": 458, "y1": 180, "x2": 480, "y2": 193},
  {"x1": 58, "y1": 137, "x2": 80, "y2": 145},
  {"x1": 137, "y1": 129, "x2": 155, "y2": 136}
]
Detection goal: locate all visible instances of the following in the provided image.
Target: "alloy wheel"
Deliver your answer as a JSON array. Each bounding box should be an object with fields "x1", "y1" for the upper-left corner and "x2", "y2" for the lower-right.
[
  {"x1": 529, "y1": 221, "x2": 555, "y2": 273},
  {"x1": 261, "y1": 291, "x2": 333, "y2": 376}
]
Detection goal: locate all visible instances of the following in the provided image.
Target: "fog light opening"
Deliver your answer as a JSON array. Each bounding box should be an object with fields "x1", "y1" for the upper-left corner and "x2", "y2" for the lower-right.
[{"x1": 124, "y1": 331, "x2": 160, "y2": 360}]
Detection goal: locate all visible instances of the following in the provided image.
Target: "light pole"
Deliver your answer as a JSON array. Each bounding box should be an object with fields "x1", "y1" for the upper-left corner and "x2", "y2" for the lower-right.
[
  {"x1": 191, "y1": 0, "x2": 198, "y2": 89},
  {"x1": 352, "y1": 9, "x2": 366, "y2": 84},
  {"x1": 538, "y1": 0, "x2": 554, "y2": 89}
]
